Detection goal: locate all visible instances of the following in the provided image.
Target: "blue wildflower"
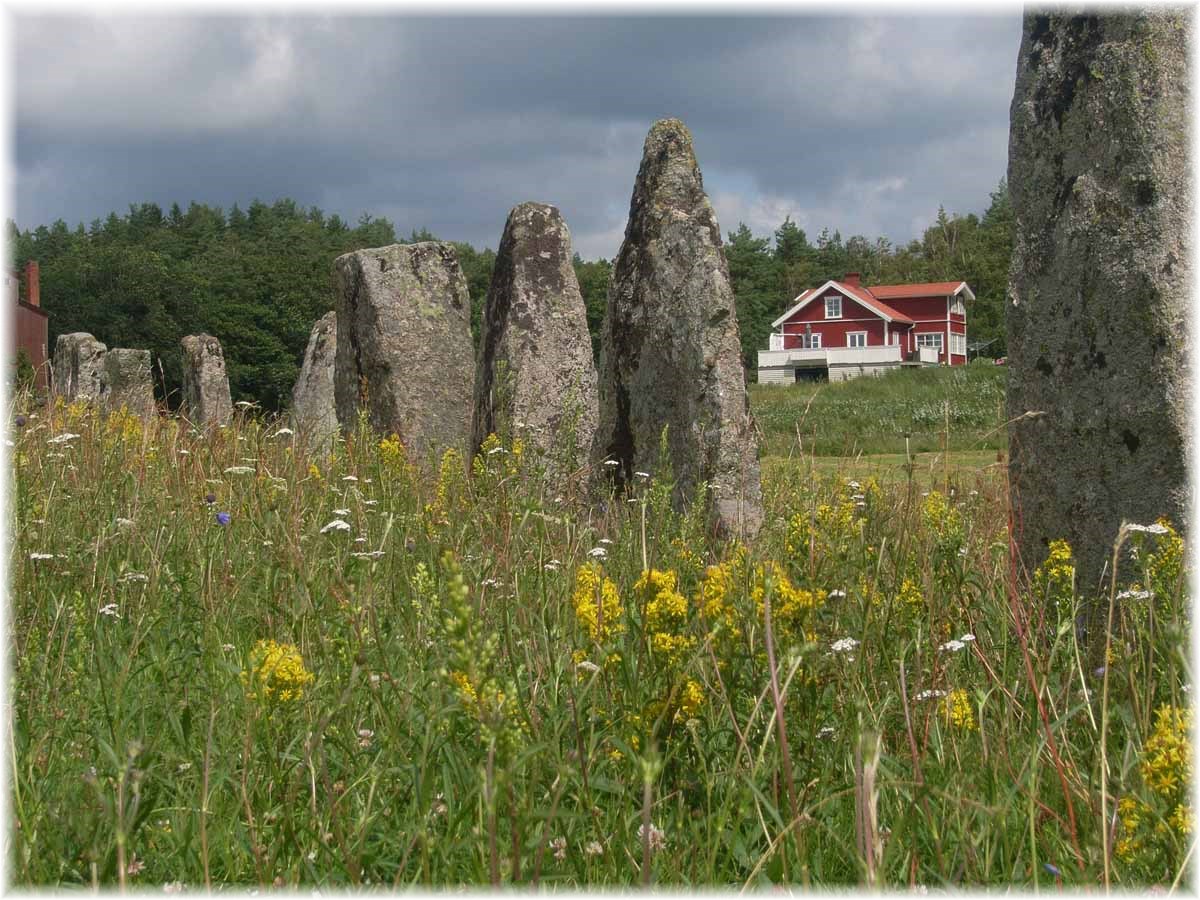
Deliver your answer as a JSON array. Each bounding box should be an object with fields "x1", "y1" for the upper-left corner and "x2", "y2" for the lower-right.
[
  {"x1": 216, "y1": 512, "x2": 231, "y2": 527},
  {"x1": 205, "y1": 493, "x2": 217, "y2": 505},
  {"x1": 1044, "y1": 863, "x2": 1061, "y2": 878}
]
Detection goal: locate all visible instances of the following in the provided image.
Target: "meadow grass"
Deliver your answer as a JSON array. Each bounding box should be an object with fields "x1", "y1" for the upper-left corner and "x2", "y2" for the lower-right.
[
  {"x1": 751, "y1": 361, "x2": 1007, "y2": 458},
  {"x1": 7, "y1": 394, "x2": 1190, "y2": 889}
]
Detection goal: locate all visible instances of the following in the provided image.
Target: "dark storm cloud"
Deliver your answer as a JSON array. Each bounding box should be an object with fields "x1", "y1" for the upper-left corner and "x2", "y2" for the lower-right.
[{"x1": 14, "y1": 13, "x2": 1022, "y2": 259}]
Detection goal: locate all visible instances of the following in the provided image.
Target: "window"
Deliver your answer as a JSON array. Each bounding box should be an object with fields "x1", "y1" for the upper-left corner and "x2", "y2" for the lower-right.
[
  {"x1": 916, "y1": 333, "x2": 944, "y2": 351},
  {"x1": 847, "y1": 332, "x2": 867, "y2": 348},
  {"x1": 950, "y1": 332, "x2": 967, "y2": 356},
  {"x1": 825, "y1": 295, "x2": 842, "y2": 319},
  {"x1": 951, "y1": 297, "x2": 966, "y2": 316},
  {"x1": 807, "y1": 333, "x2": 822, "y2": 349}
]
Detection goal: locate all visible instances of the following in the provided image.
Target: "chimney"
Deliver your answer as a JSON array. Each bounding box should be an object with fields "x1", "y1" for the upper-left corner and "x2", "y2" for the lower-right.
[
  {"x1": 843, "y1": 272, "x2": 861, "y2": 288},
  {"x1": 24, "y1": 260, "x2": 39, "y2": 308}
]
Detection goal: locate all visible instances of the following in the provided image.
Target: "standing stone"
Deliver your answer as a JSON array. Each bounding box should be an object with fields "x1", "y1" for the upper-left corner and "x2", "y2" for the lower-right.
[
  {"x1": 180, "y1": 334, "x2": 233, "y2": 429},
  {"x1": 473, "y1": 202, "x2": 598, "y2": 472},
  {"x1": 333, "y1": 242, "x2": 474, "y2": 462},
  {"x1": 100, "y1": 349, "x2": 156, "y2": 418},
  {"x1": 290, "y1": 311, "x2": 339, "y2": 449},
  {"x1": 51, "y1": 333, "x2": 107, "y2": 402},
  {"x1": 594, "y1": 118, "x2": 763, "y2": 536},
  {"x1": 1007, "y1": 10, "x2": 1190, "y2": 592}
]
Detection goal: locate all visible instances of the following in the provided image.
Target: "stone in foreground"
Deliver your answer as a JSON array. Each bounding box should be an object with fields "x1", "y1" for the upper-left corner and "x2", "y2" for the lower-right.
[
  {"x1": 594, "y1": 118, "x2": 763, "y2": 536},
  {"x1": 180, "y1": 334, "x2": 233, "y2": 429},
  {"x1": 51, "y1": 333, "x2": 107, "y2": 402},
  {"x1": 100, "y1": 349, "x2": 156, "y2": 418},
  {"x1": 1007, "y1": 10, "x2": 1190, "y2": 592},
  {"x1": 291, "y1": 311, "x2": 339, "y2": 450},
  {"x1": 473, "y1": 202, "x2": 598, "y2": 473},
  {"x1": 333, "y1": 242, "x2": 474, "y2": 462}
]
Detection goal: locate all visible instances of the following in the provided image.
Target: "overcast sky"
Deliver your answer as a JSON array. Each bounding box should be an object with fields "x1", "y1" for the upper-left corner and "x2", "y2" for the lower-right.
[{"x1": 12, "y1": 12, "x2": 1023, "y2": 260}]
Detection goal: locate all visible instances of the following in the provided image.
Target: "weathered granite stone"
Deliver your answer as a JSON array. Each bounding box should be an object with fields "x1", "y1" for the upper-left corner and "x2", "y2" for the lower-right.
[
  {"x1": 1007, "y1": 10, "x2": 1190, "y2": 593},
  {"x1": 100, "y1": 349, "x2": 156, "y2": 418},
  {"x1": 180, "y1": 334, "x2": 233, "y2": 429},
  {"x1": 333, "y1": 242, "x2": 474, "y2": 462},
  {"x1": 51, "y1": 333, "x2": 107, "y2": 402},
  {"x1": 473, "y1": 202, "x2": 598, "y2": 471},
  {"x1": 594, "y1": 118, "x2": 763, "y2": 536},
  {"x1": 291, "y1": 311, "x2": 339, "y2": 449}
]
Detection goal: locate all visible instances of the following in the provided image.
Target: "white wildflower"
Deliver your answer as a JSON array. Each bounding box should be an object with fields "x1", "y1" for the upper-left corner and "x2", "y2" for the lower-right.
[
  {"x1": 576, "y1": 660, "x2": 600, "y2": 674},
  {"x1": 959, "y1": 633, "x2": 976, "y2": 643},
  {"x1": 352, "y1": 551, "x2": 386, "y2": 560},
  {"x1": 550, "y1": 836, "x2": 567, "y2": 860},
  {"x1": 47, "y1": 432, "x2": 80, "y2": 444},
  {"x1": 939, "y1": 639, "x2": 966, "y2": 653},
  {"x1": 1127, "y1": 522, "x2": 1170, "y2": 534},
  {"x1": 320, "y1": 519, "x2": 352, "y2": 534},
  {"x1": 914, "y1": 689, "x2": 947, "y2": 701},
  {"x1": 29, "y1": 552, "x2": 54, "y2": 560},
  {"x1": 356, "y1": 729, "x2": 374, "y2": 749},
  {"x1": 235, "y1": 400, "x2": 256, "y2": 409},
  {"x1": 603, "y1": 459, "x2": 620, "y2": 467},
  {"x1": 271, "y1": 427, "x2": 295, "y2": 437},
  {"x1": 342, "y1": 475, "x2": 358, "y2": 482},
  {"x1": 584, "y1": 840, "x2": 603, "y2": 857},
  {"x1": 178, "y1": 449, "x2": 190, "y2": 455},
  {"x1": 817, "y1": 726, "x2": 835, "y2": 739},
  {"x1": 1116, "y1": 589, "x2": 1152, "y2": 601},
  {"x1": 332, "y1": 508, "x2": 351, "y2": 516},
  {"x1": 487, "y1": 446, "x2": 506, "y2": 455},
  {"x1": 115, "y1": 517, "x2": 134, "y2": 529},
  {"x1": 588, "y1": 547, "x2": 608, "y2": 559},
  {"x1": 481, "y1": 578, "x2": 501, "y2": 588},
  {"x1": 637, "y1": 822, "x2": 666, "y2": 852},
  {"x1": 223, "y1": 466, "x2": 254, "y2": 475},
  {"x1": 828, "y1": 589, "x2": 846, "y2": 599},
  {"x1": 831, "y1": 637, "x2": 860, "y2": 653},
  {"x1": 599, "y1": 538, "x2": 614, "y2": 545},
  {"x1": 99, "y1": 603, "x2": 121, "y2": 618},
  {"x1": 222, "y1": 644, "x2": 235, "y2": 652},
  {"x1": 119, "y1": 573, "x2": 149, "y2": 583},
  {"x1": 634, "y1": 471, "x2": 650, "y2": 479}
]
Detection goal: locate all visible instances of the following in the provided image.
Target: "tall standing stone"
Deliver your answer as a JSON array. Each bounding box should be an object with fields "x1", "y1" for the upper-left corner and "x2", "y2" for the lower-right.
[
  {"x1": 180, "y1": 334, "x2": 233, "y2": 429},
  {"x1": 51, "y1": 333, "x2": 107, "y2": 402},
  {"x1": 1007, "y1": 10, "x2": 1190, "y2": 592},
  {"x1": 333, "y1": 242, "x2": 474, "y2": 462},
  {"x1": 290, "y1": 311, "x2": 339, "y2": 449},
  {"x1": 473, "y1": 202, "x2": 598, "y2": 471},
  {"x1": 100, "y1": 349, "x2": 156, "y2": 418},
  {"x1": 595, "y1": 118, "x2": 763, "y2": 536}
]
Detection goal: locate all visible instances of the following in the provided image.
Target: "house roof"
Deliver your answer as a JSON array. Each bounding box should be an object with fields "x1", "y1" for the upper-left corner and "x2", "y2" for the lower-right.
[
  {"x1": 771, "y1": 279, "x2": 914, "y2": 328},
  {"x1": 867, "y1": 281, "x2": 975, "y2": 302}
]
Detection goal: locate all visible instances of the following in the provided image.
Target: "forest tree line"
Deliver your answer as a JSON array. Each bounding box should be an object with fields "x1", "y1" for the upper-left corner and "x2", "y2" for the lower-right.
[{"x1": 7, "y1": 182, "x2": 1011, "y2": 411}]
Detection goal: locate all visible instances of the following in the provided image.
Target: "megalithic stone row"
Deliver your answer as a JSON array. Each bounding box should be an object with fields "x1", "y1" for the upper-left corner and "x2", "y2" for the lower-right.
[
  {"x1": 473, "y1": 202, "x2": 598, "y2": 470},
  {"x1": 594, "y1": 118, "x2": 763, "y2": 537},
  {"x1": 51, "y1": 333, "x2": 107, "y2": 402},
  {"x1": 181, "y1": 334, "x2": 233, "y2": 429},
  {"x1": 290, "y1": 311, "x2": 339, "y2": 449},
  {"x1": 1007, "y1": 10, "x2": 1190, "y2": 593},
  {"x1": 100, "y1": 349, "x2": 156, "y2": 418},
  {"x1": 333, "y1": 242, "x2": 474, "y2": 463}
]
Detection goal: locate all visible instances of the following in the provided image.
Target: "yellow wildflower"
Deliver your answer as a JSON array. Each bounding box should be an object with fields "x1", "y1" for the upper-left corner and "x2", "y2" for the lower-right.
[
  {"x1": 942, "y1": 688, "x2": 976, "y2": 731},
  {"x1": 573, "y1": 562, "x2": 624, "y2": 644},
  {"x1": 242, "y1": 640, "x2": 314, "y2": 704}
]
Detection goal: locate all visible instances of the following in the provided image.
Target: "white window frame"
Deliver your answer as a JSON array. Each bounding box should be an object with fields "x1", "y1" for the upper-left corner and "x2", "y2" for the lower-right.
[
  {"x1": 807, "y1": 333, "x2": 822, "y2": 349},
  {"x1": 825, "y1": 295, "x2": 842, "y2": 319},
  {"x1": 950, "y1": 297, "x2": 966, "y2": 316},
  {"x1": 847, "y1": 331, "x2": 867, "y2": 348},
  {"x1": 949, "y1": 332, "x2": 966, "y2": 356},
  {"x1": 916, "y1": 332, "x2": 944, "y2": 351}
]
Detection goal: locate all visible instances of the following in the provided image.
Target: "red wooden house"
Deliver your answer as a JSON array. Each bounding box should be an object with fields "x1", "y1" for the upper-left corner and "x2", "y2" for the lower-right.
[
  {"x1": 757, "y1": 273, "x2": 971, "y2": 383},
  {"x1": 9, "y1": 261, "x2": 49, "y2": 392}
]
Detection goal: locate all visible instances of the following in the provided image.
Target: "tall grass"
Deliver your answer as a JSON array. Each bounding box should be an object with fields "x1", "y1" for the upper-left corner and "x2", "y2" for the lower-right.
[
  {"x1": 751, "y1": 361, "x2": 1007, "y2": 457},
  {"x1": 7, "y1": 394, "x2": 1190, "y2": 888}
]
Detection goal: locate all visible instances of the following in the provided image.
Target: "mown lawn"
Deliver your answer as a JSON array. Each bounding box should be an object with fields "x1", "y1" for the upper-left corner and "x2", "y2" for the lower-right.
[{"x1": 8, "y1": 393, "x2": 1189, "y2": 889}]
